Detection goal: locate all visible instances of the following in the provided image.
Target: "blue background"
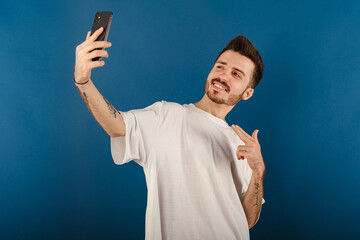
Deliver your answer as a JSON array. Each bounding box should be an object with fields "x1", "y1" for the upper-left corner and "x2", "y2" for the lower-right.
[{"x1": 1, "y1": 0, "x2": 359, "y2": 239}]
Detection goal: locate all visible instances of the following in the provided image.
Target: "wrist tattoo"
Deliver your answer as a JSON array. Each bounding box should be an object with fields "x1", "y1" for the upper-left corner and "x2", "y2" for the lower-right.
[{"x1": 103, "y1": 96, "x2": 117, "y2": 118}]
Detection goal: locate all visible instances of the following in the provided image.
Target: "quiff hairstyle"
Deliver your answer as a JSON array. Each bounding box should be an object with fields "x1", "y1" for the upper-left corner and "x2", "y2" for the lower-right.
[{"x1": 214, "y1": 35, "x2": 264, "y2": 89}]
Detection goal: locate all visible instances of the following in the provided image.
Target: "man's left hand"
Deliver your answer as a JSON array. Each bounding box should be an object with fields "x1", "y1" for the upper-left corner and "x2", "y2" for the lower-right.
[{"x1": 231, "y1": 125, "x2": 265, "y2": 175}]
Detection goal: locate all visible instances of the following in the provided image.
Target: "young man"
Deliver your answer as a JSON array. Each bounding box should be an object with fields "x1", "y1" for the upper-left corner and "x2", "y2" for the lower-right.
[{"x1": 74, "y1": 27, "x2": 265, "y2": 240}]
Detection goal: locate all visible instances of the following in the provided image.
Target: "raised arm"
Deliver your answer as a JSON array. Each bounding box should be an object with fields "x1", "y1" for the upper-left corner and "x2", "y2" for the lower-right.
[{"x1": 73, "y1": 27, "x2": 125, "y2": 137}]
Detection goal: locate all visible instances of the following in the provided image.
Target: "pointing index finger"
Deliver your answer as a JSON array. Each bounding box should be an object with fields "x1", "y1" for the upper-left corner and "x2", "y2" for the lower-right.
[{"x1": 232, "y1": 125, "x2": 253, "y2": 144}]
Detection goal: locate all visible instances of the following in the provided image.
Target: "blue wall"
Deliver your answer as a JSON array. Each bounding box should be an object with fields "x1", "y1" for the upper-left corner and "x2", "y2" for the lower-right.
[{"x1": 1, "y1": 0, "x2": 359, "y2": 239}]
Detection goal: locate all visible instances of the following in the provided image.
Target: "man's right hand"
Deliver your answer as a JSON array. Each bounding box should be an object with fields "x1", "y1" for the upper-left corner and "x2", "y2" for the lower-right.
[{"x1": 74, "y1": 27, "x2": 112, "y2": 84}]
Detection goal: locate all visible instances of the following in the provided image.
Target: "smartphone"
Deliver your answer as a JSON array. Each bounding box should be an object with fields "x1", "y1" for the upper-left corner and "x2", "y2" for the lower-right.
[{"x1": 90, "y1": 11, "x2": 113, "y2": 61}]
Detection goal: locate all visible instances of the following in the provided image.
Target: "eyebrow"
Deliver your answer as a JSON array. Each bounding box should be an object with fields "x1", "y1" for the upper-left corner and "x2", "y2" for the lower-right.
[{"x1": 215, "y1": 61, "x2": 245, "y2": 77}]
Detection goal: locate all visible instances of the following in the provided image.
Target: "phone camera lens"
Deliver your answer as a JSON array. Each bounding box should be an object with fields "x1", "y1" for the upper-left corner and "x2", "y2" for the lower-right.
[{"x1": 96, "y1": 15, "x2": 101, "y2": 22}]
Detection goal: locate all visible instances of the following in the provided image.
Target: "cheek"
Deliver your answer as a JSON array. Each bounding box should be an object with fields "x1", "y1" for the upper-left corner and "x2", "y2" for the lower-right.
[
  {"x1": 231, "y1": 82, "x2": 245, "y2": 94},
  {"x1": 208, "y1": 69, "x2": 217, "y2": 78},
  {"x1": 206, "y1": 72, "x2": 214, "y2": 83},
  {"x1": 207, "y1": 71, "x2": 219, "y2": 83}
]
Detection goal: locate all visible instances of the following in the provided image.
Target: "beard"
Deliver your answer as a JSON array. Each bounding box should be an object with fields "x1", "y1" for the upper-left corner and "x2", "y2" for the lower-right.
[{"x1": 205, "y1": 78, "x2": 245, "y2": 106}]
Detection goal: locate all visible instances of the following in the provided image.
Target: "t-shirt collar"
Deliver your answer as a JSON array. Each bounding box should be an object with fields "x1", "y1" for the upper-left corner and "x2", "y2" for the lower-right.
[{"x1": 188, "y1": 103, "x2": 230, "y2": 128}]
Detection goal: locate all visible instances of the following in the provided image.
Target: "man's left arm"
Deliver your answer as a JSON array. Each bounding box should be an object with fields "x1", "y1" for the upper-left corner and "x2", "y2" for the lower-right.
[
  {"x1": 231, "y1": 124, "x2": 266, "y2": 229},
  {"x1": 241, "y1": 169, "x2": 264, "y2": 228}
]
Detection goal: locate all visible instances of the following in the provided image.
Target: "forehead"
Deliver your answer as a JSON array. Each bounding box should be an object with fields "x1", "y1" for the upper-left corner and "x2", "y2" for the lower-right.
[{"x1": 216, "y1": 50, "x2": 255, "y2": 78}]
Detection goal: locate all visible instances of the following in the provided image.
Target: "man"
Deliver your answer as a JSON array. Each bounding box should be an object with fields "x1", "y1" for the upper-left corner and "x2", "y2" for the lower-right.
[{"x1": 74, "y1": 27, "x2": 265, "y2": 240}]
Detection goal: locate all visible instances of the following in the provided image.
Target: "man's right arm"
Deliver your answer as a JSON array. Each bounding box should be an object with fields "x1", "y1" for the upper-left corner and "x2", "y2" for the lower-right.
[
  {"x1": 73, "y1": 27, "x2": 125, "y2": 137},
  {"x1": 75, "y1": 79, "x2": 125, "y2": 137}
]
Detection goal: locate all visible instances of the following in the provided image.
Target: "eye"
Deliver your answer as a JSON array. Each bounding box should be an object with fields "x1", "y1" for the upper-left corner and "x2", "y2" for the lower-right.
[
  {"x1": 216, "y1": 65, "x2": 223, "y2": 69},
  {"x1": 233, "y1": 71, "x2": 240, "y2": 78}
]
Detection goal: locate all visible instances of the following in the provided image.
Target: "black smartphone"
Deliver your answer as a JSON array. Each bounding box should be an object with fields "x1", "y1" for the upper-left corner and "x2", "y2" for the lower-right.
[{"x1": 90, "y1": 11, "x2": 113, "y2": 61}]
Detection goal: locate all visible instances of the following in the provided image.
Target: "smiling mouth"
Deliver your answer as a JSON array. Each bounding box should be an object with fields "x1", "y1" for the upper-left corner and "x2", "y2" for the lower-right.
[{"x1": 212, "y1": 82, "x2": 228, "y2": 92}]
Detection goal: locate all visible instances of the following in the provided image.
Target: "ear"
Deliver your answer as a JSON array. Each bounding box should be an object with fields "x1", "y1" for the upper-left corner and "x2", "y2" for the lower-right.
[{"x1": 242, "y1": 88, "x2": 254, "y2": 101}]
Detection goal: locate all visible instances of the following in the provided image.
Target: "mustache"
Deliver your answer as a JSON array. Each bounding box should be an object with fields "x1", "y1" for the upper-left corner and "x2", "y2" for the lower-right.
[{"x1": 211, "y1": 78, "x2": 230, "y2": 91}]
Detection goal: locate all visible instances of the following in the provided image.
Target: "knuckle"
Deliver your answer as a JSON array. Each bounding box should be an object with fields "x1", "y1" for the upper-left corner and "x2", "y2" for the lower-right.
[
  {"x1": 88, "y1": 42, "x2": 95, "y2": 48},
  {"x1": 98, "y1": 42, "x2": 105, "y2": 47},
  {"x1": 76, "y1": 45, "x2": 82, "y2": 52},
  {"x1": 91, "y1": 50, "x2": 100, "y2": 56}
]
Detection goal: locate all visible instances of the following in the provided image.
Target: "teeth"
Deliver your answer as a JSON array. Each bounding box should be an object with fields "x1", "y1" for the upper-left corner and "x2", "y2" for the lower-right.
[{"x1": 214, "y1": 83, "x2": 225, "y2": 90}]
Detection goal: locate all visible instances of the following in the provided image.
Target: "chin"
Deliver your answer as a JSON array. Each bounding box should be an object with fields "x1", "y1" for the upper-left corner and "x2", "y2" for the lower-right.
[
  {"x1": 204, "y1": 80, "x2": 241, "y2": 106},
  {"x1": 206, "y1": 90, "x2": 241, "y2": 106},
  {"x1": 206, "y1": 90, "x2": 226, "y2": 104}
]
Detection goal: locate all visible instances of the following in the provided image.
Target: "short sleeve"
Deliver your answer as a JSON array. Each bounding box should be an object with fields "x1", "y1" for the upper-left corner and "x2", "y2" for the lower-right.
[{"x1": 110, "y1": 101, "x2": 163, "y2": 167}]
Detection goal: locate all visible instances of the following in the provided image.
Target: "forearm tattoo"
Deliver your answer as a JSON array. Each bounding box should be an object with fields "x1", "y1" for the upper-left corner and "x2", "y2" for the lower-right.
[
  {"x1": 81, "y1": 91, "x2": 96, "y2": 120},
  {"x1": 82, "y1": 92, "x2": 90, "y2": 108},
  {"x1": 76, "y1": 90, "x2": 106, "y2": 129},
  {"x1": 253, "y1": 183, "x2": 260, "y2": 206},
  {"x1": 103, "y1": 96, "x2": 117, "y2": 118}
]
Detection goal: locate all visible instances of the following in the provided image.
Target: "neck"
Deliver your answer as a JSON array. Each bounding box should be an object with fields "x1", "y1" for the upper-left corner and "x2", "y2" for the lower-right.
[{"x1": 193, "y1": 94, "x2": 235, "y2": 121}]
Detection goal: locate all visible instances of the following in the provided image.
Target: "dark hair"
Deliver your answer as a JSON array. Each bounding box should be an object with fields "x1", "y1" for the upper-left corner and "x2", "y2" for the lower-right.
[{"x1": 215, "y1": 35, "x2": 264, "y2": 89}]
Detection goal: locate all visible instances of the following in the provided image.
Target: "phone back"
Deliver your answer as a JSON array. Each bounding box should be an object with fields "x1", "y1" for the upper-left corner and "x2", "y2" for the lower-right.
[
  {"x1": 90, "y1": 11, "x2": 113, "y2": 61},
  {"x1": 91, "y1": 11, "x2": 113, "y2": 40}
]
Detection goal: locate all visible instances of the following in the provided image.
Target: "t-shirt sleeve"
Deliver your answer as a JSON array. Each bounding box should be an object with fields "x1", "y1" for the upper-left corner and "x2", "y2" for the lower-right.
[
  {"x1": 110, "y1": 101, "x2": 163, "y2": 167},
  {"x1": 232, "y1": 156, "x2": 265, "y2": 204}
]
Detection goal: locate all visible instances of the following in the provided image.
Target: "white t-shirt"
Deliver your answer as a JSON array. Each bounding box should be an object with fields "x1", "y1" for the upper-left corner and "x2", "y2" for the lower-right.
[{"x1": 111, "y1": 100, "x2": 264, "y2": 240}]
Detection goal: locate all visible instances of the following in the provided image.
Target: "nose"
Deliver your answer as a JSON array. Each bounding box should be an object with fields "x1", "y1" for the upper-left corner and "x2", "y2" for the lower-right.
[
  {"x1": 218, "y1": 72, "x2": 230, "y2": 85},
  {"x1": 219, "y1": 68, "x2": 232, "y2": 82}
]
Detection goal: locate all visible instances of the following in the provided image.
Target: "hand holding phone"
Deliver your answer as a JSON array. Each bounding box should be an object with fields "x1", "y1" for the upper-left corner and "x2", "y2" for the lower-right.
[
  {"x1": 90, "y1": 11, "x2": 113, "y2": 61},
  {"x1": 73, "y1": 12, "x2": 113, "y2": 85}
]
